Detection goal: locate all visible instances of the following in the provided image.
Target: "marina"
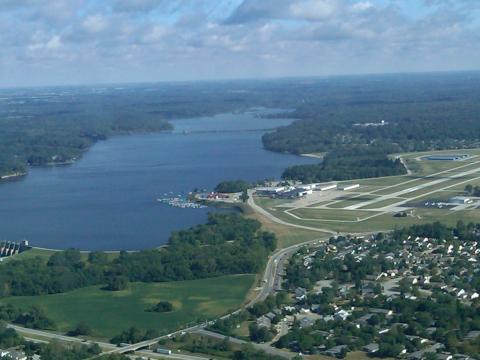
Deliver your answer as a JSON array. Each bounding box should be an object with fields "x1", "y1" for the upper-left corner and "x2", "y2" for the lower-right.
[{"x1": 156, "y1": 194, "x2": 207, "y2": 209}]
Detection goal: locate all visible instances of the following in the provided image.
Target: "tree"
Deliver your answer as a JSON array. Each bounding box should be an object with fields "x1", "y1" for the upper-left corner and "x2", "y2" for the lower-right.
[
  {"x1": 68, "y1": 322, "x2": 92, "y2": 336},
  {"x1": 104, "y1": 276, "x2": 128, "y2": 291},
  {"x1": 241, "y1": 190, "x2": 249, "y2": 203},
  {"x1": 148, "y1": 301, "x2": 174, "y2": 313},
  {"x1": 465, "y1": 184, "x2": 473, "y2": 194}
]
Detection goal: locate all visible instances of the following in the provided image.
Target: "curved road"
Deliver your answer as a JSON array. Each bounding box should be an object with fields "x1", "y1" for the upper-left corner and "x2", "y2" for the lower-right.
[{"x1": 247, "y1": 190, "x2": 337, "y2": 235}]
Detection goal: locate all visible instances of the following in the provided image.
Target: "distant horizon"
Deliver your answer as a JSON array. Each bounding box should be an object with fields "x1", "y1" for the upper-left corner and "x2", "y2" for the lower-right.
[
  {"x1": 2, "y1": 1, "x2": 479, "y2": 88},
  {"x1": 2, "y1": 68, "x2": 480, "y2": 91}
]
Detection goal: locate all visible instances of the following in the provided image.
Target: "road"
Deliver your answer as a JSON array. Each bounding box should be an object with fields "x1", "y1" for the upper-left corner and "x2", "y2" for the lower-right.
[
  {"x1": 7, "y1": 324, "x2": 116, "y2": 350},
  {"x1": 194, "y1": 329, "x2": 295, "y2": 359},
  {"x1": 246, "y1": 236, "x2": 326, "y2": 307},
  {"x1": 247, "y1": 190, "x2": 337, "y2": 235},
  {"x1": 135, "y1": 349, "x2": 211, "y2": 360}
]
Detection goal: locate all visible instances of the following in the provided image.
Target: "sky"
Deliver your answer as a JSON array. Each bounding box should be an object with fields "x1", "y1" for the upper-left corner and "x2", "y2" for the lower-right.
[{"x1": 1, "y1": 0, "x2": 480, "y2": 87}]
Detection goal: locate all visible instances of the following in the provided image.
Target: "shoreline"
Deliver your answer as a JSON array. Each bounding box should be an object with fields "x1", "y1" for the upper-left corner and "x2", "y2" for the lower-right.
[
  {"x1": 0, "y1": 172, "x2": 27, "y2": 181},
  {"x1": 300, "y1": 153, "x2": 324, "y2": 159}
]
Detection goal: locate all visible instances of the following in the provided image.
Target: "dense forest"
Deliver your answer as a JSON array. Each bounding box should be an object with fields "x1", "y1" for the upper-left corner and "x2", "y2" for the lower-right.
[
  {"x1": 263, "y1": 72, "x2": 480, "y2": 155},
  {"x1": 282, "y1": 146, "x2": 407, "y2": 182},
  {"x1": 215, "y1": 180, "x2": 250, "y2": 193},
  {"x1": 0, "y1": 213, "x2": 276, "y2": 297}
]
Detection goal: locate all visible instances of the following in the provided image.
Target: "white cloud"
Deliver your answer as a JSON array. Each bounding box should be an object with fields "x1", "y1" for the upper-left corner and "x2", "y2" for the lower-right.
[
  {"x1": 142, "y1": 25, "x2": 170, "y2": 43},
  {"x1": 352, "y1": 1, "x2": 373, "y2": 12},
  {"x1": 290, "y1": 0, "x2": 338, "y2": 21},
  {"x1": 0, "y1": 0, "x2": 479, "y2": 86},
  {"x1": 82, "y1": 14, "x2": 108, "y2": 33}
]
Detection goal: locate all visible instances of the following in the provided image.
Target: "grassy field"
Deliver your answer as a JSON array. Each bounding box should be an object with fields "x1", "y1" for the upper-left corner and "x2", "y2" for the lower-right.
[
  {"x1": 246, "y1": 210, "x2": 329, "y2": 247},
  {"x1": 1, "y1": 275, "x2": 255, "y2": 339},
  {"x1": 290, "y1": 208, "x2": 377, "y2": 221},
  {"x1": 2, "y1": 248, "x2": 121, "y2": 265},
  {"x1": 359, "y1": 197, "x2": 407, "y2": 210},
  {"x1": 1, "y1": 248, "x2": 56, "y2": 263}
]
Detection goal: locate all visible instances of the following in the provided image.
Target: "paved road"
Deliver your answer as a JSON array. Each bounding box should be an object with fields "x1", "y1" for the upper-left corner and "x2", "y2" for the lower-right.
[
  {"x1": 247, "y1": 190, "x2": 337, "y2": 235},
  {"x1": 7, "y1": 324, "x2": 116, "y2": 351},
  {"x1": 195, "y1": 329, "x2": 294, "y2": 359},
  {"x1": 135, "y1": 349, "x2": 211, "y2": 360}
]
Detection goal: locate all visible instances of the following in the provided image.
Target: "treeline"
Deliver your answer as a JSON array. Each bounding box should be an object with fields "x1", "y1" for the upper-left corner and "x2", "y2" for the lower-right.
[
  {"x1": 282, "y1": 146, "x2": 406, "y2": 182},
  {"x1": 215, "y1": 180, "x2": 250, "y2": 193},
  {"x1": 0, "y1": 213, "x2": 276, "y2": 297},
  {"x1": 0, "y1": 304, "x2": 56, "y2": 330}
]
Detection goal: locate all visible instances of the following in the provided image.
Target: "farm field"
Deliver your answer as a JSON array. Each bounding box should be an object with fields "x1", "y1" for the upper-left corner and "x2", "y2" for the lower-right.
[{"x1": 0, "y1": 275, "x2": 255, "y2": 339}]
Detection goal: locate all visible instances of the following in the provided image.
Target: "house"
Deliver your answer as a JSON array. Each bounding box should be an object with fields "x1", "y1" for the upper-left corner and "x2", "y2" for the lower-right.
[
  {"x1": 256, "y1": 316, "x2": 271, "y2": 328},
  {"x1": 299, "y1": 317, "x2": 315, "y2": 329},
  {"x1": 363, "y1": 343, "x2": 379, "y2": 354},
  {"x1": 324, "y1": 345, "x2": 348, "y2": 357},
  {"x1": 0, "y1": 351, "x2": 27, "y2": 360},
  {"x1": 355, "y1": 313, "x2": 374, "y2": 325},
  {"x1": 294, "y1": 287, "x2": 308, "y2": 300},
  {"x1": 437, "y1": 354, "x2": 453, "y2": 360},
  {"x1": 334, "y1": 309, "x2": 351, "y2": 321},
  {"x1": 464, "y1": 330, "x2": 480, "y2": 341},
  {"x1": 408, "y1": 343, "x2": 445, "y2": 360}
]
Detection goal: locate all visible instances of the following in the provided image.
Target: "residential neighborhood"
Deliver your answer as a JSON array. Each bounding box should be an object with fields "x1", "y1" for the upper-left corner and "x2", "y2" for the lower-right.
[{"x1": 246, "y1": 222, "x2": 480, "y2": 359}]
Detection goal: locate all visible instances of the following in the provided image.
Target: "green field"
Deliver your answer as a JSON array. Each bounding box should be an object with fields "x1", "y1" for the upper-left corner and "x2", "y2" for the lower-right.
[
  {"x1": 359, "y1": 197, "x2": 407, "y2": 210},
  {"x1": 1, "y1": 275, "x2": 255, "y2": 339},
  {"x1": 355, "y1": 175, "x2": 411, "y2": 187},
  {"x1": 289, "y1": 208, "x2": 376, "y2": 222},
  {"x1": 2, "y1": 248, "x2": 122, "y2": 265},
  {"x1": 1, "y1": 248, "x2": 57, "y2": 263},
  {"x1": 307, "y1": 201, "x2": 335, "y2": 208}
]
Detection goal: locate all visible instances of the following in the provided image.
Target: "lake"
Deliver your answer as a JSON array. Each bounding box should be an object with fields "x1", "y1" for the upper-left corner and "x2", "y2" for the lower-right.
[{"x1": 0, "y1": 110, "x2": 318, "y2": 250}]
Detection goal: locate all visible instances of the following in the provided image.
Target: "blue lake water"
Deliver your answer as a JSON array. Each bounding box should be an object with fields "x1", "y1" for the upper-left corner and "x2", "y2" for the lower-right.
[{"x1": 0, "y1": 110, "x2": 318, "y2": 250}]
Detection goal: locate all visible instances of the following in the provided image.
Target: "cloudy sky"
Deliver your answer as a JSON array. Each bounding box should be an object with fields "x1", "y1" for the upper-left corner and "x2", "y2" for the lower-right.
[{"x1": 1, "y1": 0, "x2": 479, "y2": 87}]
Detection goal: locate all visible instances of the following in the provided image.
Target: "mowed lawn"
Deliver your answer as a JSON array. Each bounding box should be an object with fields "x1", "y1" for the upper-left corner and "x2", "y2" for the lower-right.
[{"x1": 1, "y1": 274, "x2": 255, "y2": 339}]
